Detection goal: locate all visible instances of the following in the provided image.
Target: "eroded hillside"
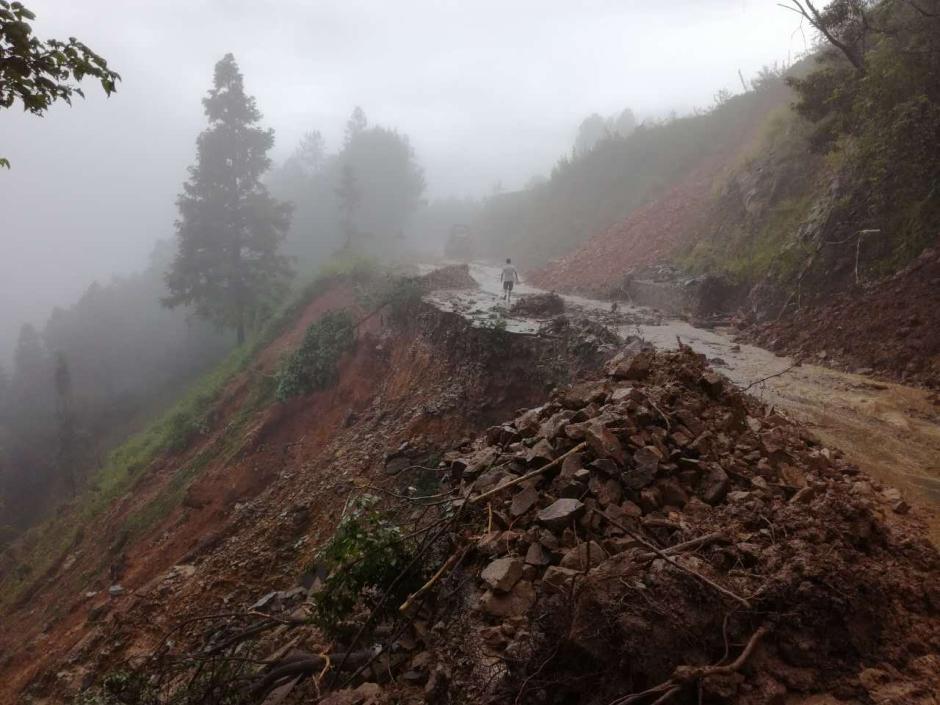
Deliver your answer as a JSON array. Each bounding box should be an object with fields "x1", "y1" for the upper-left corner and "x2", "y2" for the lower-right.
[
  {"x1": 2, "y1": 267, "x2": 936, "y2": 705},
  {"x1": 0, "y1": 268, "x2": 612, "y2": 704}
]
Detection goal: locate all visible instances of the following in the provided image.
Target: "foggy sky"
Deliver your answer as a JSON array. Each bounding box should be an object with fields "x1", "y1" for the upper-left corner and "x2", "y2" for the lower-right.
[{"x1": 0, "y1": 0, "x2": 812, "y2": 362}]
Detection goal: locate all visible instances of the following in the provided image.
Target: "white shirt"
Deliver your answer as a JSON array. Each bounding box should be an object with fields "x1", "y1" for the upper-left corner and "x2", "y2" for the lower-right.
[{"x1": 501, "y1": 265, "x2": 518, "y2": 282}]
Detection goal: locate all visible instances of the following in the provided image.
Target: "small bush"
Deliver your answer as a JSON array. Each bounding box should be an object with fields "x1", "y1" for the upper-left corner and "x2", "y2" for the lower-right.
[
  {"x1": 275, "y1": 311, "x2": 356, "y2": 400},
  {"x1": 311, "y1": 495, "x2": 422, "y2": 634}
]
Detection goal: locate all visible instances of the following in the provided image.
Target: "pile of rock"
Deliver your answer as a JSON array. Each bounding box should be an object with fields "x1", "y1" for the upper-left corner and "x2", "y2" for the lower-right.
[{"x1": 419, "y1": 345, "x2": 940, "y2": 705}]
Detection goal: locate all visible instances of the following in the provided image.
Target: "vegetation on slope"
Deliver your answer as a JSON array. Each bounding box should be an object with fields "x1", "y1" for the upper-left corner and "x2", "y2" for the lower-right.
[
  {"x1": 0, "y1": 259, "x2": 378, "y2": 609},
  {"x1": 683, "y1": 0, "x2": 940, "y2": 305},
  {"x1": 470, "y1": 69, "x2": 794, "y2": 267}
]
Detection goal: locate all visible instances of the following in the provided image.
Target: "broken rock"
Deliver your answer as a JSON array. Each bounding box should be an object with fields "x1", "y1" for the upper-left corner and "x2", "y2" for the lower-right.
[
  {"x1": 480, "y1": 557, "x2": 524, "y2": 593},
  {"x1": 480, "y1": 580, "x2": 536, "y2": 617},
  {"x1": 559, "y1": 541, "x2": 608, "y2": 570},
  {"x1": 510, "y1": 486, "x2": 540, "y2": 517},
  {"x1": 584, "y1": 422, "x2": 626, "y2": 465},
  {"x1": 537, "y1": 498, "x2": 585, "y2": 530}
]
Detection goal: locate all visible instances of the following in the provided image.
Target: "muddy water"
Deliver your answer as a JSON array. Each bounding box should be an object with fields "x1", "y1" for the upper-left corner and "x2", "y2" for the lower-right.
[{"x1": 424, "y1": 263, "x2": 940, "y2": 543}]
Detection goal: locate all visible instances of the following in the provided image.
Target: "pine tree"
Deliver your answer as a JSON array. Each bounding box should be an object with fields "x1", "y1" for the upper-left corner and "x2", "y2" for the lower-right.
[
  {"x1": 334, "y1": 163, "x2": 361, "y2": 249},
  {"x1": 53, "y1": 352, "x2": 78, "y2": 496},
  {"x1": 164, "y1": 54, "x2": 292, "y2": 344}
]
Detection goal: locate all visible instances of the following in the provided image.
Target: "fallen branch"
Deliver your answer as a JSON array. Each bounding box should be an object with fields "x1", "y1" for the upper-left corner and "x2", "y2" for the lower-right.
[
  {"x1": 743, "y1": 362, "x2": 799, "y2": 392},
  {"x1": 635, "y1": 531, "x2": 729, "y2": 562},
  {"x1": 399, "y1": 545, "x2": 469, "y2": 614},
  {"x1": 592, "y1": 509, "x2": 750, "y2": 608},
  {"x1": 469, "y1": 442, "x2": 587, "y2": 505}
]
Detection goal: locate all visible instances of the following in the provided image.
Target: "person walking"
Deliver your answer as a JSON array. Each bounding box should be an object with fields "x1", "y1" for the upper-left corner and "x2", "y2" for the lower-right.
[{"x1": 500, "y1": 258, "x2": 519, "y2": 304}]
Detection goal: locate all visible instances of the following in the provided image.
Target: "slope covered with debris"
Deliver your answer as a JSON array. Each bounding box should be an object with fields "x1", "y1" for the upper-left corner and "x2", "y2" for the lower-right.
[
  {"x1": 0, "y1": 270, "x2": 616, "y2": 705},
  {"x1": 74, "y1": 341, "x2": 939, "y2": 705}
]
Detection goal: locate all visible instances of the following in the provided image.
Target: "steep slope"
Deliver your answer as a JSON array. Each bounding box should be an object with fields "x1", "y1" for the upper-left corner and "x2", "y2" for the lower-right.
[
  {"x1": 471, "y1": 76, "x2": 794, "y2": 269},
  {"x1": 67, "y1": 344, "x2": 940, "y2": 705},
  {"x1": 527, "y1": 157, "x2": 721, "y2": 297},
  {"x1": 0, "y1": 269, "x2": 611, "y2": 704},
  {"x1": 531, "y1": 1, "x2": 940, "y2": 384}
]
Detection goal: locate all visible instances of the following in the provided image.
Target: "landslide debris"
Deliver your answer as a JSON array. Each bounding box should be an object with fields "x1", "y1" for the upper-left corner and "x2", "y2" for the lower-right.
[
  {"x1": 527, "y1": 160, "x2": 720, "y2": 297},
  {"x1": 418, "y1": 264, "x2": 479, "y2": 291},
  {"x1": 743, "y1": 244, "x2": 940, "y2": 389},
  {"x1": 509, "y1": 292, "x2": 565, "y2": 317},
  {"x1": 83, "y1": 344, "x2": 939, "y2": 705}
]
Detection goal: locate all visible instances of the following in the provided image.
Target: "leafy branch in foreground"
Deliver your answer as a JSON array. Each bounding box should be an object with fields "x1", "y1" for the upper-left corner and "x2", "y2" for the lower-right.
[{"x1": 0, "y1": 1, "x2": 120, "y2": 166}]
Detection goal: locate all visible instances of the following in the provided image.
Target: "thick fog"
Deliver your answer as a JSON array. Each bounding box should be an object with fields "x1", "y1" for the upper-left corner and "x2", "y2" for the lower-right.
[{"x1": 0, "y1": 0, "x2": 807, "y2": 361}]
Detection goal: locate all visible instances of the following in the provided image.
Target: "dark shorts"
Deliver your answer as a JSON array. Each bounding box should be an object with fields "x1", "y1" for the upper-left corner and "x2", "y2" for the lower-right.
[{"x1": 503, "y1": 280, "x2": 514, "y2": 292}]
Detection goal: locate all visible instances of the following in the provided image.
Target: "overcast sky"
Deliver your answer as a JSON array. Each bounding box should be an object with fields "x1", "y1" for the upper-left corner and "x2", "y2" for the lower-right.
[{"x1": 0, "y1": 0, "x2": 812, "y2": 362}]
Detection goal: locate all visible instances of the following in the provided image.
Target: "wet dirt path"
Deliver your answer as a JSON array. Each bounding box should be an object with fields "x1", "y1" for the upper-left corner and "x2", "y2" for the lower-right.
[{"x1": 425, "y1": 263, "x2": 940, "y2": 544}]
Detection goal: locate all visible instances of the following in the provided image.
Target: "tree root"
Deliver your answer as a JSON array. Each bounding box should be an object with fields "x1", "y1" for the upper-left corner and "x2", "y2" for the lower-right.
[{"x1": 609, "y1": 624, "x2": 771, "y2": 705}]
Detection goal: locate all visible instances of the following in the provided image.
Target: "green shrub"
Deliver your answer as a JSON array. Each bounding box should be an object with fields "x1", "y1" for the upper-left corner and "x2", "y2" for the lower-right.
[
  {"x1": 311, "y1": 495, "x2": 422, "y2": 634},
  {"x1": 275, "y1": 311, "x2": 356, "y2": 400}
]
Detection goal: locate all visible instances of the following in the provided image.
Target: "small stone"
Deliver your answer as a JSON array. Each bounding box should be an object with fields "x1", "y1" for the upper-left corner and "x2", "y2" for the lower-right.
[
  {"x1": 700, "y1": 371, "x2": 724, "y2": 397},
  {"x1": 559, "y1": 541, "x2": 608, "y2": 570},
  {"x1": 108, "y1": 585, "x2": 125, "y2": 598},
  {"x1": 624, "y1": 446, "x2": 660, "y2": 489},
  {"x1": 882, "y1": 488, "x2": 902, "y2": 503},
  {"x1": 584, "y1": 422, "x2": 626, "y2": 465},
  {"x1": 559, "y1": 452, "x2": 584, "y2": 479},
  {"x1": 573, "y1": 468, "x2": 592, "y2": 483},
  {"x1": 590, "y1": 476, "x2": 623, "y2": 507},
  {"x1": 481, "y1": 557, "x2": 524, "y2": 593},
  {"x1": 511, "y1": 486, "x2": 540, "y2": 517},
  {"x1": 607, "y1": 352, "x2": 651, "y2": 380},
  {"x1": 384, "y1": 454, "x2": 413, "y2": 475},
  {"x1": 526, "y1": 438, "x2": 555, "y2": 466},
  {"x1": 639, "y1": 487, "x2": 662, "y2": 512},
  {"x1": 699, "y1": 464, "x2": 730, "y2": 505},
  {"x1": 542, "y1": 566, "x2": 581, "y2": 592},
  {"x1": 892, "y1": 500, "x2": 911, "y2": 515},
  {"x1": 656, "y1": 479, "x2": 688, "y2": 507},
  {"x1": 621, "y1": 500, "x2": 643, "y2": 517},
  {"x1": 525, "y1": 542, "x2": 551, "y2": 566},
  {"x1": 539, "y1": 410, "x2": 576, "y2": 439},
  {"x1": 537, "y1": 498, "x2": 585, "y2": 530},
  {"x1": 589, "y1": 458, "x2": 620, "y2": 476},
  {"x1": 487, "y1": 425, "x2": 520, "y2": 446},
  {"x1": 480, "y1": 580, "x2": 536, "y2": 617}
]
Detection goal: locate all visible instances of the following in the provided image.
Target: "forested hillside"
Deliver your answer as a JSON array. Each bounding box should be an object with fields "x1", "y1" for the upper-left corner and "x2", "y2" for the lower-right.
[
  {"x1": 530, "y1": 0, "x2": 940, "y2": 387},
  {"x1": 467, "y1": 68, "x2": 795, "y2": 267},
  {"x1": 0, "y1": 244, "x2": 230, "y2": 537}
]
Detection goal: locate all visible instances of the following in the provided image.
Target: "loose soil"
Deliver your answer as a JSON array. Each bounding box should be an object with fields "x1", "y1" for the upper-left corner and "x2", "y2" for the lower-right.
[
  {"x1": 528, "y1": 158, "x2": 722, "y2": 297},
  {"x1": 743, "y1": 244, "x2": 940, "y2": 390}
]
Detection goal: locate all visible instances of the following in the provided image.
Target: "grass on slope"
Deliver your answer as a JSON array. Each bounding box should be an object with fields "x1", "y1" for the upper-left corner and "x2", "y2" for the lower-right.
[{"x1": 0, "y1": 255, "x2": 378, "y2": 610}]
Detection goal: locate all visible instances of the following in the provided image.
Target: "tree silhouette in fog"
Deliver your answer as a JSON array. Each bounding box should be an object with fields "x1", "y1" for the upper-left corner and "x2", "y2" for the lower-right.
[
  {"x1": 334, "y1": 163, "x2": 362, "y2": 249},
  {"x1": 164, "y1": 53, "x2": 292, "y2": 344}
]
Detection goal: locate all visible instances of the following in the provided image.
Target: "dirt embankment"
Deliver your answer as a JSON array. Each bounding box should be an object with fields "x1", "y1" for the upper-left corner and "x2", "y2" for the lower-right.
[
  {"x1": 743, "y1": 244, "x2": 940, "y2": 389},
  {"x1": 528, "y1": 159, "x2": 721, "y2": 297},
  {"x1": 0, "y1": 279, "x2": 612, "y2": 704}
]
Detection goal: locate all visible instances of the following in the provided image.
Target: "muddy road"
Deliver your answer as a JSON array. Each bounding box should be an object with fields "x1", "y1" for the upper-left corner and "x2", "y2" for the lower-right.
[{"x1": 425, "y1": 263, "x2": 940, "y2": 544}]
